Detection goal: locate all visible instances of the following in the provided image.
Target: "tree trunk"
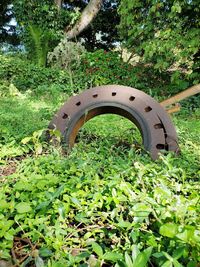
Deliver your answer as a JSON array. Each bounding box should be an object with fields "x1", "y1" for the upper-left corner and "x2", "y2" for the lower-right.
[
  {"x1": 65, "y1": 0, "x2": 103, "y2": 40},
  {"x1": 54, "y1": 0, "x2": 62, "y2": 10}
]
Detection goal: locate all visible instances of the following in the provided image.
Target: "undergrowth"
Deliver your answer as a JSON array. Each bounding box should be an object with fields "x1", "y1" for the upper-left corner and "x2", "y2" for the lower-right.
[{"x1": 0, "y1": 53, "x2": 200, "y2": 267}]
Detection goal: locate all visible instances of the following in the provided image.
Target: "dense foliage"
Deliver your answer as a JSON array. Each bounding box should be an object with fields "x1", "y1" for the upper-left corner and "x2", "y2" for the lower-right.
[
  {"x1": 13, "y1": 0, "x2": 73, "y2": 66},
  {"x1": 0, "y1": 1, "x2": 200, "y2": 264},
  {"x1": 75, "y1": 0, "x2": 120, "y2": 50},
  {"x1": 119, "y1": 0, "x2": 200, "y2": 84},
  {"x1": 1, "y1": 51, "x2": 199, "y2": 108},
  {"x1": 1, "y1": 0, "x2": 120, "y2": 52},
  {"x1": 0, "y1": 53, "x2": 200, "y2": 266},
  {"x1": 0, "y1": 0, "x2": 120, "y2": 65}
]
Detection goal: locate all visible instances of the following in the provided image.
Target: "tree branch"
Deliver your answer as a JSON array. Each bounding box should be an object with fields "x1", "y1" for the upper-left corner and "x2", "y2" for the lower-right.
[
  {"x1": 54, "y1": 0, "x2": 62, "y2": 10},
  {"x1": 64, "y1": 0, "x2": 103, "y2": 40}
]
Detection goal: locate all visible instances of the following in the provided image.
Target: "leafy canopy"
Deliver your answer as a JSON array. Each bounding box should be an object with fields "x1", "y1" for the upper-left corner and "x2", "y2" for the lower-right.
[
  {"x1": 118, "y1": 0, "x2": 200, "y2": 84},
  {"x1": 13, "y1": 0, "x2": 73, "y2": 65}
]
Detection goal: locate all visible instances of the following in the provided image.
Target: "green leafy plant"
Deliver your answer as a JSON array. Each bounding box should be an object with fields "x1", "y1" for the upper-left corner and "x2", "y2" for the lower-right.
[
  {"x1": 48, "y1": 41, "x2": 86, "y2": 88},
  {"x1": 0, "y1": 53, "x2": 199, "y2": 266},
  {"x1": 13, "y1": 0, "x2": 74, "y2": 66},
  {"x1": 21, "y1": 129, "x2": 46, "y2": 156},
  {"x1": 118, "y1": 0, "x2": 200, "y2": 85}
]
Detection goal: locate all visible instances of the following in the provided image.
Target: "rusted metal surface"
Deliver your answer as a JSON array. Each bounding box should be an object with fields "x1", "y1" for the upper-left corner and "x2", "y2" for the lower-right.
[{"x1": 49, "y1": 85, "x2": 180, "y2": 160}]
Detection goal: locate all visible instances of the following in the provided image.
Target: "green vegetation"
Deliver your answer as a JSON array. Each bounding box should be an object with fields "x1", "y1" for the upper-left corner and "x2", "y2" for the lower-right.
[
  {"x1": 1, "y1": 52, "x2": 199, "y2": 101},
  {"x1": 13, "y1": 0, "x2": 73, "y2": 66},
  {"x1": 119, "y1": 0, "x2": 200, "y2": 84},
  {"x1": 0, "y1": 53, "x2": 200, "y2": 266},
  {"x1": 0, "y1": 0, "x2": 200, "y2": 265}
]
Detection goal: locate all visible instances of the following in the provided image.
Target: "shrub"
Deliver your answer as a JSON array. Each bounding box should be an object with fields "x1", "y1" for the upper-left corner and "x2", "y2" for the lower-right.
[
  {"x1": 0, "y1": 52, "x2": 199, "y2": 107},
  {"x1": 48, "y1": 41, "x2": 86, "y2": 70},
  {"x1": 78, "y1": 50, "x2": 194, "y2": 97},
  {"x1": 0, "y1": 54, "x2": 70, "y2": 92}
]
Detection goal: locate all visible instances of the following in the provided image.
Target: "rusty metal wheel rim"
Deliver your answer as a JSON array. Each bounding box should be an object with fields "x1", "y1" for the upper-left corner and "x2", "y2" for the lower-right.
[{"x1": 49, "y1": 85, "x2": 180, "y2": 160}]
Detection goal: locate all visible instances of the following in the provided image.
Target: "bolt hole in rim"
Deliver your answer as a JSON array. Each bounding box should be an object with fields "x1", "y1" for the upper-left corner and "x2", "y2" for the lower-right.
[
  {"x1": 144, "y1": 106, "x2": 152, "y2": 112},
  {"x1": 49, "y1": 85, "x2": 179, "y2": 160},
  {"x1": 154, "y1": 123, "x2": 163, "y2": 129},
  {"x1": 62, "y1": 113, "x2": 68, "y2": 119},
  {"x1": 129, "y1": 96, "x2": 135, "y2": 101},
  {"x1": 156, "y1": 144, "x2": 166, "y2": 149},
  {"x1": 76, "y1": 101, "x2": 81, "y2": 106}
]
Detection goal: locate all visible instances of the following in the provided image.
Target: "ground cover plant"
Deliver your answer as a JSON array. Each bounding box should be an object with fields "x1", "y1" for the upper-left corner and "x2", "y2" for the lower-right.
[{"x1": 0, "y1": 53, "x2": 200, "y2": 267}]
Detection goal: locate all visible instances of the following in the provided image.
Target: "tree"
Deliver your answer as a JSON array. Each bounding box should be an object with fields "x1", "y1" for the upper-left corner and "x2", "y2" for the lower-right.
[
  {"x1": 64, "y1": 0, "x2": 102, "y2": 40},
  {"x1": 13, "y1": 0, "x2": 106, "y2": 65},
  {"x1": 76, "y1": 0, "x2": 120, "y2": 51},
  {"x1": 13, "y1": 0, "x2": 71, "y2": 66},
  {"x1": 118, "y1": 0, "x2": 200, "y2": 85},
  {"x1": 59, "y1": 0, "x2": 120, "y2": 50}
]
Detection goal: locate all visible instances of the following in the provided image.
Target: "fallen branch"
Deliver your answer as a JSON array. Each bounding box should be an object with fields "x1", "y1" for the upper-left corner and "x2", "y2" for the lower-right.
[{"x1": 160, "y1": 84, "x2": 200, "y2": 108}]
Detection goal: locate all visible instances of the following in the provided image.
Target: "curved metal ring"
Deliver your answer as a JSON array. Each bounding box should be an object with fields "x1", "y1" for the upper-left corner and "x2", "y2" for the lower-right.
[{"x1": 49, "y1": 85, "x2": 180, "y2": 160}]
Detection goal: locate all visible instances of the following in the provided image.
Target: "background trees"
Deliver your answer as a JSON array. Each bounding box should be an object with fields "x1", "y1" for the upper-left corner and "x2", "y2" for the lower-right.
[
  {"x1": 119, "y1": 0, "x2": 200, "y2": 85},
  {"x1": 63, "y1": 0, "x2": 120, "y2": 51},
  {"x1": 1, "y1": 0, "x2": 199, "y2": 86},
  {"x1": 8, "y1": 0, "x2": 119, "y2": 65},
  {"x1": 13, "y1": 0, "x2": 72, "y2": 66}
]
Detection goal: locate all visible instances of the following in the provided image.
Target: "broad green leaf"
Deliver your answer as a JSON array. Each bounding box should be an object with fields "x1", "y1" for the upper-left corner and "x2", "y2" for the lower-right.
[
  {"x1": 161, "y1": 261, "x2": 173, "y2": 267},
  {"x1": 152, "y1": 252, "x2": 164, "y2": 258},
  {"x1": 103, "y1": 252, "x2": 123, "y2": 262},
  {"x1": 76, "y1": 252, "x2": 90, "y2": 260},
  {"x1": 143, "y1": 247, "x2": 153, "y2": 259},
  {"x1": 51, "y1": 129, "x2": 61, "y2": 138},
  {"x1": 176, "y1": 229, "x2": 194, "y2": 243},
  {"x1": 162, "y1": 252, "x2": 174, "y2": 261},
  {"x1": 132, "y1": 203, "x2": 151, "y2": 222},
  {"x1": 92, "y1": 242, "x2": 103, "y2": 258},
  {"x1": 132, "y1": 245, "x2": 140, "y2": 262},
  {"x1": 159, "y1": 223, "x2": 178, "y2": 238},
  {"x1": 22, "y1": 256, "x2": 33, "y2": 267},
  {"x1": 15, "y1": 202, "x2": 32, "y2": 213},
  {"x1": 133, "y1": 252, "x2": 149, "y2": 267},
  {"x1": 71, "y1": 197, "x2": 81, "y2": 207},
  {"x1": 36, "y1": 201, "x2": 50, "y2": 210},
  {"x1": 117, "y1": 220, "x2": 132, "y2": 228},
  {"x1": 84, "y1": 232, "x2": 92, "y2": 239},
  {"x1": 35, "y1": 256, "x2": 44, "y2": 267},
  {"x1": 33, "y1": 129, "x2": 44, "y2": 139},
  {"x1": 187, "y1": 261, "x2": 198, "y2": 267},
  {"x1": 133, "y1": 247, "x2": 152, "y2": 267},
  {"x1": 39, "y1": 248, "x2": 53, "y2": 257},
  {"x1": 125, "y1": 252, "x2": 133, "y2": 267},
  {"x1": 173, "y1": 247, "x2": 185, "y2": 260},
  {"x1": 0, "y1": 200, "x2": 8, "y2": 210},
  {"x1": 21, "y1": 136, "x2": 32, "y2": 144},
  {"x1": 4, "y1": 231, "x2": 14, "y2": 241},
  {"x1": 14, "y1": 181, "x2": 32, "y2": 191},
  {"x1": 51, "y1": 185, "x2": 64, "y2": 200},
  {"x1": 173, "y1": 259, "x2": 183, "y2": 267}
]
